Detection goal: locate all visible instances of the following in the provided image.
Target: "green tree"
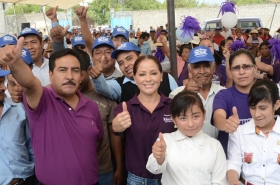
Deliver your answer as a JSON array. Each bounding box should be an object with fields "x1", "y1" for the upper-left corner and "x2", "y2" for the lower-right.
[
  {"x1": 160, "y1": 0, "x2": 198, "y2": 8},
  {"x1": 5, "y1": 4, "x2": 42, "y2": 15},
  {"x1": 88, "y1": 0, "x2": 110, "y2": 25}
]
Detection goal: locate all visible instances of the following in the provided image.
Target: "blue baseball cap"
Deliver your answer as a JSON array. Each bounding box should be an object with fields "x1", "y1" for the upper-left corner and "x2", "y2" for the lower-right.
[
  {"x1": 21, "y1": 48, "x2": 33, "y2": 65},
  {"x1": 0, "y1": 69, "x2": 11, "y2": 77},
  {"x1": 72, "y1": 35, "x2": 86, "y2": 47},
  {"x1": 111, "y1": 42, "x2": 140, "y2": 59},
  {"x1": 92, "y1": 36, "x2": 115, "y2": 50},
  {"x1": 112, "y1": 26, "x2": 129, "y2": 40},
  {"x1": 188, "y1": 46, "x2": 215, "y2": 64},
  {"x1": 0, "y1": 34, "x2": 17, "y2": 47},
  {"x1": 18, "y1": 28, "x2": 40, "y2": 38}
]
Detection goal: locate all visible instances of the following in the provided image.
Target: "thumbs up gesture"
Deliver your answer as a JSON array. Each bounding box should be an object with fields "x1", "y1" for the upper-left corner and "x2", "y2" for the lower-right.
[
  {"x1": 184, "y1": 73, "x2": 201, "y2": 93},
  {"x1": 152, "y1": 132, "x2": 167, "y2": 165},
  {"x1": 50, "y1": 25, "x2": 70, "y2": 43},
  {"x1": 46, "y1": 6, "x2": 58, "y2": 21},
  {"x1": 0, "y1": 37, "x2": 24, "y2": 66},
  {"x1": 225, "y1": 106, "x2": 240, "y2": 134},
  {"x1": 88, "y1": 61, "x2": 103, "y2": 79},
  {"x1": 112, "y1": 102, "x2": 131, "y2": 132},
  {"x1": 75, "y1": 6, "x2": 89, "y2": 20}
]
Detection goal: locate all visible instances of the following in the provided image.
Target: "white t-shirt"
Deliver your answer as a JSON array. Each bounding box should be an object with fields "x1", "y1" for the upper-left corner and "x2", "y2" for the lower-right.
[
  {"x1": 169, "y1": 83, "x2": 225, "y2": 138},
  {"x1": 32, "y1": 58, "x2": 50, "y2": 86},
  {"x1": 146, "y1": 130, "x2": 228, "y2": 185}
]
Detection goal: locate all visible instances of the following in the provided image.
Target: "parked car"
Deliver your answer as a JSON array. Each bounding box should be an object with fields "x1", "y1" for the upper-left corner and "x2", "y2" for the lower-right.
[{"x1": 201, "y1": 17, "x2": 263, "y2": 32}]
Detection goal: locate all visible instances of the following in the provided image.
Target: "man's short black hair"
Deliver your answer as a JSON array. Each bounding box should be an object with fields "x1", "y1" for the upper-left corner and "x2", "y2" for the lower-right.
[
  {"x1": 140, "y1": 32, "x2": 150, "y2": 39},
  {"x1": 49, "y1": 49, "x2": 82, "y2": 72},
  {"x1": 73, "y1": 48, "x2": 91, "y2": 71}
]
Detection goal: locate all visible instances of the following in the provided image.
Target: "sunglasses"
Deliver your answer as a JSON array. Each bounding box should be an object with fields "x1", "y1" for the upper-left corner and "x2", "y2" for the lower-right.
[{"x1": 230, "y1": 64, "x2": 255, "y2": 72}]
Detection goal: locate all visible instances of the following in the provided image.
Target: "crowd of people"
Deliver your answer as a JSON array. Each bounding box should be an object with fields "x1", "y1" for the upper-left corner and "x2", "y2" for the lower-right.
[{"x1": 1, "y1": 5, "x2": 280, "y2": 185}]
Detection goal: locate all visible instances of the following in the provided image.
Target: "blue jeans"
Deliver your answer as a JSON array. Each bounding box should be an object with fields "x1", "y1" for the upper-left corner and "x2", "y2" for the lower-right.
[
  {"x1": 127, "y1": 172, "x2": 161, "y2": 185},
  {"x1": 98, "y1": 171, "x2": 114, "y2": 185}
]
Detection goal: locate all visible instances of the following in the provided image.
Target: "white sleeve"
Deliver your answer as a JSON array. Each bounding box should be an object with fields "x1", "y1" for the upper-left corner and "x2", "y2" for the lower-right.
[
  {"x1": 211, "y1": 142, "x2": 228, "y2": 185},
  {"x1": 146, "y1": 153, "x2": 168, "y2": 174},
  {"x1": 227, "y1": 129, "x2": 243, "y2": 176}
]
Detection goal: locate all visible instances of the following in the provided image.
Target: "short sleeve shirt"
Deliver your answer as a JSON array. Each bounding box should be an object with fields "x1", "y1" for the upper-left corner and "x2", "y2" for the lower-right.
[
  {"x1": 212, "y1": 85, "x2": 251, "y2": 155},
  {"x1": 22, "y1": 86, "x2": 104, "y2": 185},
  {"x1": 114, "y1": 93, "x2": 176, "y2": 179}
]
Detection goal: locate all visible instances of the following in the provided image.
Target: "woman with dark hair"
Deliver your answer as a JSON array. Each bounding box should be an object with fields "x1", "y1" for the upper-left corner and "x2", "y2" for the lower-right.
[
  {"x1": 227, "y1": 79, "x2": 280, "y2": 184},
  {"x1": 213, "y1": 50, "x2": 257, "y2": 155},
  {"x1": 112, "y1": 55, "x2": 176, "y2": 185}
]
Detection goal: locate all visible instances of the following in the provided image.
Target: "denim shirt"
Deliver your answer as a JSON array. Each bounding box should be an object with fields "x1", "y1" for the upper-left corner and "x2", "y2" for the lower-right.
[{"x1": 0, "y1": 99, "x2": 34, "y2": 185}]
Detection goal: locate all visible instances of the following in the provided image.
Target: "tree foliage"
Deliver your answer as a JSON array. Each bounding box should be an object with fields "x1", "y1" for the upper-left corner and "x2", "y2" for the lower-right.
[{"x1": 88, "y1": 0, "x2": 110, "y2": 25}]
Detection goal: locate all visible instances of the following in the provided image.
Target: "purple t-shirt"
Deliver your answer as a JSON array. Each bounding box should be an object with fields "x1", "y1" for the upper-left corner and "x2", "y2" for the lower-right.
[
  {"x1": 272, "y1": 64, "x2": 280, "y2": 84},
  {"x1": 212, "y1": 85, "x2": 251, "y2": 156},
  {"x1": 23, "y1": 86, "x2": 104, "y2": 185},
  {"x1": 114, "y1": 94, "x2": 176, "y2": 179},
  {"x1": 218, "y1": 59, "x2": 227, "y2": 86},
  {"x1": 261, "y1": 57, "x2": 273, "y2": 65}
]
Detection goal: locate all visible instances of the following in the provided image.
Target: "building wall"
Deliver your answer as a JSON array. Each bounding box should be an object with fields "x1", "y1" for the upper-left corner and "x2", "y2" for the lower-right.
[
  {"x1": 130, "y1": 3, "x2": 280, "y2": 34},
  {"x1": 6, "y1": 3, "x2": 280, "y2": 35}
]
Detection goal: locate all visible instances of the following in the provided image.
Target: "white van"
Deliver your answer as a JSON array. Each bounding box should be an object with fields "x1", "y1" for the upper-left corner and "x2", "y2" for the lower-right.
[{"x1": 201, "y1": 17, "x2": 263, "y2": 31}]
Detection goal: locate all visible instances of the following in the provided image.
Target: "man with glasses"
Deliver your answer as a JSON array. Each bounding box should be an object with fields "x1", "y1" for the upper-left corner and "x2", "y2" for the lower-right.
[{"x1": 169, "y1": 46, "x2": 225, "y2": 139}]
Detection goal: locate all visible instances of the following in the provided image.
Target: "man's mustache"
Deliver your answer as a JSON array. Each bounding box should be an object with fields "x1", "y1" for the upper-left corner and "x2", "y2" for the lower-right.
[{"x1": 62, "y1": 80, "x2": 76, "y2": 86}]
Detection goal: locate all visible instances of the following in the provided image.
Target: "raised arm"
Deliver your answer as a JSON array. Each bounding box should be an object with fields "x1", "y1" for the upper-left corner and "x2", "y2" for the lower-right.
[
  {"x1": 255, "y1": 57, "x2": 273, "y2": 76},
  {"x1": 75, "y1": 6, "x2": 94, "y2": 55},
  {"x1": 0, "y1": 38, "x2": 42, "y2": 109}
]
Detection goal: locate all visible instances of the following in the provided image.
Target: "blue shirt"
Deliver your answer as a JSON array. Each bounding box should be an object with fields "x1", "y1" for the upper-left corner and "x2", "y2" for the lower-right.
[
  {"x1": 0, "y1": 99, "x2": 34, "y2": 185},
  {"x1": 92, "y1": 74, "x2": 178, "y2": 102}
]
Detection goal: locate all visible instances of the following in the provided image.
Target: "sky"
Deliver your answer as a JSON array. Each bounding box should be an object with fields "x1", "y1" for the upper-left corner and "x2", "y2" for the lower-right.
[{"x1": 157, "y1": 0, "x2": 225, "y2": 5}]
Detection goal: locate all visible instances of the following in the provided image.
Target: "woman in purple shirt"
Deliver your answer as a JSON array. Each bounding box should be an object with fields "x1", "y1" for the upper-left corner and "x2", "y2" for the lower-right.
[
  {"x1": 112, "y1": 55, "x2": 176, "y2": 185},
  {"x1": 212, "y1": 50, "x2": 257, "y2": 155}
]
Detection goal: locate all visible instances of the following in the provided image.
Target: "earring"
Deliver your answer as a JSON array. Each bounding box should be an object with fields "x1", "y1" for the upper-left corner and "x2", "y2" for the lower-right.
[{"x1": 174, "y1": 124, "x2": 177, "y2": 128}]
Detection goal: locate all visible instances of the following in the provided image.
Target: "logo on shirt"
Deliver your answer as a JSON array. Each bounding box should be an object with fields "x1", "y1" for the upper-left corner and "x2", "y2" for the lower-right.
[
  {"x1": 3, "y1": 36, "x2": 14, "y2": 42},
  {"x1": 163, "y1": 114, "x2": 173, "y2": 123},
  {"x1": 194, "y1": 48, "x2": 207, "y2": 57},
  {"x1": 97, "y1": 37, "x2": 109, "y2": 43},
  {"x1": 74, "y1": 36, "x2": 83, "y2": 42},
  {"x1": 21, "y1": 28, "x2": 33, "y2": 34},
  {"x1": 118, "y1": 43, "x2": 127, "y2": 50}
]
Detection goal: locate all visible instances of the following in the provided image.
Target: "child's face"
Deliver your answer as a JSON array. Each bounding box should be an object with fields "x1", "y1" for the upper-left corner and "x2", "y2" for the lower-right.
[
  {"x1": 250, "y1": 100, "x2": 279, "y2": 131},
  {"x1": 173, "y1": 104, "x2": 205, "y2": 137}
]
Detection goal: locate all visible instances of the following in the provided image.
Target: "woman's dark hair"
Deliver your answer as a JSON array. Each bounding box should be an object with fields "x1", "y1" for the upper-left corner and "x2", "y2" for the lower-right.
[
  {"x1": 49, "y1": 48, "x2": 82, "y2": 72},
  {"x1": 133, "y1": 55, "x2": 163, "y2": 75},
  {"x1": 228, "y1": 49, "x2": 255, "y2": 67},
  {"x1": 170, "y1": 91, "x2": 204, "y2": 118},
  {"x1": 259, "y1": 41, "x2": 271, "y2": 50},
  {"x1": 179, "y1": 44, "x2": 192, "y2": 57},
  {"x1": 248, "y1": 79, "x2": 280, "y2": 114}
]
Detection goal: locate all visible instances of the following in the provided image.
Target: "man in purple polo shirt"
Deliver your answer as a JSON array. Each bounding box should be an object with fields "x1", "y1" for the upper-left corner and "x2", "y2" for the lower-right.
[{"x1": 0, "y1": 38, "x2": 103, "y2": 185}]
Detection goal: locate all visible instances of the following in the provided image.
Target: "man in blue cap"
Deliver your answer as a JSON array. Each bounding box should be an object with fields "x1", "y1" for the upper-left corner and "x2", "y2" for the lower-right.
[
  {"x1": 0, "y1": 49, "x2": 35, "y2": 185},
  {"x1": 71, "y1": 35, "x2": 87, "y2": 52},
  {"x1": 18, "y1": 28, "x2": 50, "y2": 86},
  {"x1": 74, "y1": 6, "x2": 122, "y2": 80},
  {"x1": 169, "y1": 46, "x2": 225, "y2": 139},
  {"x1": 89, "y1": 42, "x2": 178, "y2": 103}
]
